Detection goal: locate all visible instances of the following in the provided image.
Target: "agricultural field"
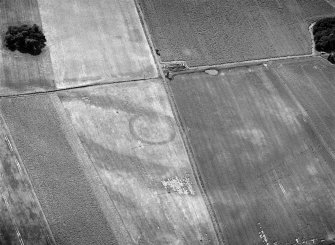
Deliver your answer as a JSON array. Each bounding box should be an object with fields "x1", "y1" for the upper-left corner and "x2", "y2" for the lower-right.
[
  {"x1": 38, "y1": 0, "x2": 158, "y2": 89},
  {"x1": 0, "y1": 94, "x2": 131, "y2": 245},
  {"x1": 0, "y1": 0, "x2": 158, "y2": 93},
  {"x1": 57, "y1": 79, "x2": 219, "y2": 244},
  {"x1": 138, "y1": 0, "x2": 335, "y2": 67},
  {"x1": 0, "y1": 114, "x2": 54, "y2": 245},
  {"x1": 0, "y1": 0, "x2": 55, "y2": 95},
  {"x1": 1, "y1": 0, "x2": 335, "y2": 243},
  {"x1": 168, "y1": 56, "x2": 335, "y2": 244}
]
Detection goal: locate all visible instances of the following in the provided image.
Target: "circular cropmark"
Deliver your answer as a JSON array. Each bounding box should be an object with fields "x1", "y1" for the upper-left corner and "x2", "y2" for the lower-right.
[{"x1": 129, "y1": 114, "x2": 176, "y2": 145}]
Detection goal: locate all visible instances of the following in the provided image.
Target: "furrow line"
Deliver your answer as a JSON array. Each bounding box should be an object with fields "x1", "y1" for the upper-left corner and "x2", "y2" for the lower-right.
[{"x1": 0, "y1": 76, "x2": 159, "y2": 98}]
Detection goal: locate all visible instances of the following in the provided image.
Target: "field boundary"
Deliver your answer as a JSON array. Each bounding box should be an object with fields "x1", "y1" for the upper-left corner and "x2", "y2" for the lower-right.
[
  {"x1": 128, "y1": 0, "x2": 162, "y2": 81},
  {"x1": 167, "y1": 54, "x2": 328, "y2": 79},
  {"x1": 134, "y1": 0, "x2": 226, "y2": 244},
  {"x1": 0, "y1": 55, "x2": 330, "y2": 99},
  {"x1": 0, "y1": 77, "x2": 159, "y2": 98}
]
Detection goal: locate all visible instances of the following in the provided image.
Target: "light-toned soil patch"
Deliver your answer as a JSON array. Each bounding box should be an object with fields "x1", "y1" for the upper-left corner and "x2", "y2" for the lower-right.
[
  {"x1": 161, "y1": 176, "x2": 195, "y2": 195},
  {"x1": 57, "y1": 79, "x2": 219, "y2": 244},
  {"x1": 38, "y1": 0, "x2": 158, "y2": 88}
]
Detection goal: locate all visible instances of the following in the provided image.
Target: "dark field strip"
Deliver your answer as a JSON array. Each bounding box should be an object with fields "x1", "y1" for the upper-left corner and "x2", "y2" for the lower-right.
[
  {"x1": 0, "y1": 115, "x2": 54, "y2": 245},
  {"x1": 0, "y1": 95, "x2": 119, "y2": 245},
  {"x1": 139, "y1": 0, "x2": 334, "y2": 67},
  {"x1": 0, "y1": 196, "x2": 21, "y2": 245},
  {"x1": 0, "y1": 0, "x2": 55, "y2": 95},
  {"x1": 169, "y1": 57, "x2": 335, "y2": 244}
]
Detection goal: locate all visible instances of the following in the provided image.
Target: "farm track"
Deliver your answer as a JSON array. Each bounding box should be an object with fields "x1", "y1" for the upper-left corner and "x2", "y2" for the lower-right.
[
  {"x1": 0, "y1": 77, "x2": 159, "y2": 98},
  {"x1": 0, "y1": 54, "x2": 324, "y2": 98},
  {"x1": 164, "y1": 54, "x2": 324, "y2": 79}
]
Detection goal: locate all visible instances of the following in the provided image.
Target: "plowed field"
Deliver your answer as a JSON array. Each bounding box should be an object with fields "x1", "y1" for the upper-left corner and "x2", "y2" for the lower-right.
[
  {"x1": 169, "y1": 57, "x2": 335, "y2": 244},
  {"x1": 139, "y1": 0, "x2": 335, "y2": 66}
]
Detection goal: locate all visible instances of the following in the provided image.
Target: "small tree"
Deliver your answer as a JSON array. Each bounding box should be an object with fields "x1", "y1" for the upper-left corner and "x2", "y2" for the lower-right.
[
  {"x1": 313, "y1": 17, "x2": 335, "y2": 63},
  {"x1": 4, "y1": 24, "x2": 46, "y2": 56}
]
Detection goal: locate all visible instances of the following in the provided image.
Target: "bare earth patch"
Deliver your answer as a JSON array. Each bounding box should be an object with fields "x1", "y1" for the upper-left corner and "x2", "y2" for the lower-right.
[{"x1": 161, "y1": 175, "x2": 195, "y2": 195}]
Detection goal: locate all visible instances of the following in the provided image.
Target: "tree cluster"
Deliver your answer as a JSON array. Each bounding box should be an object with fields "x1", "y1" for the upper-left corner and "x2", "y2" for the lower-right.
[
  {"x1": 4, "y1": 24, "x2": 46, "y2": 56},
  {"x1": 313, "y1": 18, "x2": 335, "y2": 53}
]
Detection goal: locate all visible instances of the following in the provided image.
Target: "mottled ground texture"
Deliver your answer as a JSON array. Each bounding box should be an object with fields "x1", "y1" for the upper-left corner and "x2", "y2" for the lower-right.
[
  {"x1": 0, "y1": 115, "x2": 54, "y2": 245},
  {"x1": 3, "y1": 0, "x2": 335, "y2": 244},
  {"x1": 0, "y1": 94, "x2": 124, "y2": 245},
  {"x1": 57, "y1": 79, "x2": 219, "y2": 245},
  {"x1": 0, "y1": 0, "x2": 55, "y2": 95},
  {"x1": 38, "y1": 0, "x2": 158, "y2": 89},
  {"x1": 139, "y1": 0, "x2": 335, "y2": 66},
  {"x1": 168, "y1": 57, "x2": 335, "y2": 244}
]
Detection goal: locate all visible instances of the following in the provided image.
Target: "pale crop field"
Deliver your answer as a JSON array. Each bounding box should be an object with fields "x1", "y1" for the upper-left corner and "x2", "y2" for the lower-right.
[
  {"x1": 169, "y1": 57, "x2": 335, "y2": 244},
  {"x1": 58, "y1": 79, "x2": 220, "y2": 245},
  {"x1": 38, "y1": 0, "x2": 158, "y2": 89}
]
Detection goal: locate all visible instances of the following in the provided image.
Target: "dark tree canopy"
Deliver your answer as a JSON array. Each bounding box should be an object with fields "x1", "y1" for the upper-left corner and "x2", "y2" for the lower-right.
[
  {"x1": 4, "y1": 24, "x2": 46, "y2": 56},
  {"x1": 313, "y1": 17, "x2": 335, "y2": 53}
]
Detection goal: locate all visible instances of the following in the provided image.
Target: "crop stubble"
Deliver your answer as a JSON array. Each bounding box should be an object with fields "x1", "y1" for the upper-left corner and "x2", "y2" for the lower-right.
[
  {"x1": 139, "y1": 0, "x2": 335, "y2": 67},
  {"x1": 57, "y1": 79, "x2": 219, "y2": 245},
  {"x1": 169, "y1": 57, "x2": 335, "y2": 244},
  {"x1": 38, "y1": 0, "x2": 158, "y2": 89}
]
